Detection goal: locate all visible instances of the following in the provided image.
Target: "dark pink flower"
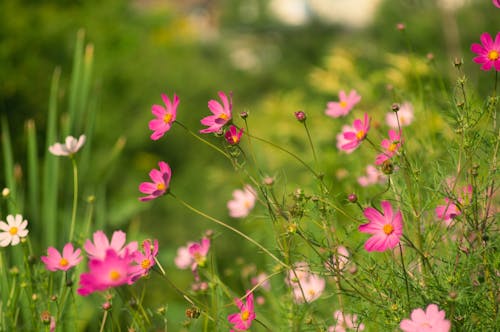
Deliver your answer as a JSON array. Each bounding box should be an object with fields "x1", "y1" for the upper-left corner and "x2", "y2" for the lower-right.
[
  {"x1": 41, "y1": 243, "x2": 82, "y2": 272},
  {"x1": 84, "y1": 230, "x2": 138, "y2": 260},
  {"x1": 138, "y1": 161, "x2": 172, "y2": 201},
  {"x1": 471, "y1": 32, "x2": 500, "y2": 71},
  {"x1": 400, "y1": 304, "x2": 451, "y2": 332},
  {"x1": 200, "y1": 91, "x2": 232, "y2": 134},
  {"x1": 435, "y1": 199, "x2": 461, "y2": 226},
  {"x1": 189, "y1": 237, "x2": 210, "y2": 271},
  {"x1": 494, "y1": 0, "x2": 500, "y2": 8},
  {"x1": 225, "y1": 125, "x2": 244, "y2": 145},
  {"x1": 227, "y1": 291, "x2": 256, "y2": 331},
  {"x1": 148, "y1": 94, "x2": 179, "y2": 140},
  {"x1": 339, "y1": 113, "x2": 370, "y2": 151},
  {"x1": 131, "y1": 239, "x2": 159, "y2": 280},
  {"x1": 359, "y1": 201, "x2": 403, "y2": 252},
  {"x1": 325, "y1": 90, "x2": 361, "y2": 118},
  {"x1": 375, "y1": 129, "x2": 402, "y2": 165}
]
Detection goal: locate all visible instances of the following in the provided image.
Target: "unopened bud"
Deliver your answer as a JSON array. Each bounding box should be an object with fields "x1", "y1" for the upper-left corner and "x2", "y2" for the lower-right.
[
  {"x1": 391, "y1": 103, "x2": 400, "y2": 112},
  {"x1": 294, "y1": 111, "x2": 307, "y2": 122},
  {"x1": 454, "y1": 57, "x2": 463, "y2": 69},
  {"x1": 2, "y1": 188, "x2": 10, "y2": 198},
  {"x1": 396, "y1": 23, "x2": 405, "y2": 31},
  {"x1": 102, "y1": 302, "x2": 112, "y2": 311},
  {"x1": 347, "y1": 193, "x2": 358, "y2": 203},
  {"x1": 240, "y1": 111, "x2": 248, "y2": 119}
]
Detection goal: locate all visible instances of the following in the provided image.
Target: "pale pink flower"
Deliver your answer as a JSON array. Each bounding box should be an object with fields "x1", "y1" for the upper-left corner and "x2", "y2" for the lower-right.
[
  {"x1": 225, "y1": 125, "x2": 244, "y2": 145},
  {"x1": 174, "y1": 243, "x2": 194, "y2": 269},
  {"x1": 227, "y1": 291, "x2": 256, "y2": 331},
  {"x1": 471, "y1": 32, "x2": 500, "y2": 71},
  {"x1": 359, "y1": 201, "x2": 403, "y2": 252},
  {"x1": 138, "y1": 161, "x2": 172, "y2": 201},
  {"x1": 287, "y1": 262, "x2": 325, "y2": 303},
  {"x1": 41, "y1": 243, "x2": 82, "y2": 271},
  {"x1": 325, "y1": 90, "x2": 361, "y2": 118},
  {"x1": 0, "y1": 214, "x2": 29, "y2": 247},
  {"x1": 251, "y1": 272, "x2": 271, "y2": 291},
  {"x1": 375, "y1": 129, "x2": 402, "y2": 165},
  {"x1": 48, "y1": 135, "x2": 86, "y2": 156},
  {"x1": 227, "y1": 185, "x2": 257, "y2": 218},
  {"x1": 386, "y1": 102, "x2": 414, "y2": 128},
  {"x1": 336, "y1": 125, "x2": 356, "y2": 154},
  {"x1": 357, "y1": 165, "x2": 387, "y2": 187},
  {"x1": 328, "y1": 310, "x2": 365, "y2": 332},
  {"x1": 149, "y1": 93, "x2": 179, "y2": 140},
  {"x1": 84, "y1": 230, "x2": 138, "y2": 260},
  {"x1": 131, "y1": 239, "x2": 159, "y2": 280},
  {"x1": 339, "y1": 113, "x2": 370, "y2": 151},
  {"x1": 200, "y1": 91, "x2": 232, "y2": 134},
  {"x1": 400, "y1": 304, "x2": 451, "y2": 332},
  {"x1": 435, "y1": 185, "x2": 472, "y2": 226},
  {"x1": 325, "y1": 246, "x2": 349, "y2": 275}
]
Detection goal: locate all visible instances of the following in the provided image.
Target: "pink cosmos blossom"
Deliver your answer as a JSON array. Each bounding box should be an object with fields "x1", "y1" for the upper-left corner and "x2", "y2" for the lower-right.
[
  {"x1": 189, "y1": 237, "x2": 210, "y2": 271},
  {"x1": 174, "y1": 243, "x2": 194, "y2": 269},
  {"x1": 131, "y1": 239, "x2": 159, "y2": 280},
  {"x1": 225, "y1": 125, "x2": 244, "y2": 145},
  {"x1": 375, "y1": 129, "x2": 402, "y2": 165},
  {"x1": 286, "y1": 262, "x2": 325, "y2": 304},
  {"x1": 336, "y1": 125, "x2": 356, "y2": 154},
  {"x1": 41, "y1": 243, "x2": 82, "y2": 272},
  {"x1": 251, "y1": 272, "x2": 271, "y2": 291},
  {"x1": 148, "y1": 93, "x2": 179, "y2": 140},
  {"x1": 227, "y1": 291, "x2": 256, "y2": 331},
  {"x1": 400, "y1": 304, "x2": 451, "y2": 332},
  {"x1": 48, "y1": 135, "x2": 86, "y2": 156},
  {"x1": 435, "y1": 185, "x2": 472, "y2": 226},
  {"x1": 200, "y1": 91, "x2": 232, "y2": 134},
  {"x1": 328, "y1": 310, "x2": 365, "y2": 332},
  {"x1": 359, "y1": 200, "x2": 403, "y2": 252},
  {"x1": 325, "y1": 90, "x2": 361, "y2": 118},
  {"x1": 339, "y1": 113, "x2": 370, "y2": 151},
  {"x1": 84, "y1": 230, "x2": 138, "y2": 260},
  {"x1": 227, "y1": 185, "x2": 257, "y2": 218},
  {"x1": 0, "y1": 214, "x2": 29, "y2": 247},
  {"x1": 325, "y1": 246, "x2": 349, "y2": 275},
  {"x1": 138, "y1": 161, "x2": 172, "y2": 201},
  {"x1": 386, "y1": 102, "x2": 414, "y2": 128},
  {"x1": 471, "y1": 32, "x2": 500, "y2": 71},
  {"x1": 494, "y1": 0, "x2": 500, "y2": 8},
  {"x1": 357, "y1": 165, "x2": 387, "y2": 187}
]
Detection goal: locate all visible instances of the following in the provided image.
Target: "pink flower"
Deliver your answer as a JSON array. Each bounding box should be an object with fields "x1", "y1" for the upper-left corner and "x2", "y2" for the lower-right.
[
  {"x1": 189, "y1": 237, "x2": 210, "y2": 271},
  {"x1": 435, "y1": 199, "x2": 460, "y2": 226},
  {"x1": 251, "y1": 272, "x2": 271, "y2": 291},
  {"x1": 375, "y1": 129, "x2": 402, "y2": 165},
  {"x1": 84, "y1": 230, "x2": 138, "y2": 260},
  {"x1": 339, "y1": 113, "x2": 370, "y2": 151},
  {"x1": 325, "y1": 246, "x2": 349, "y2": 275},
  {"x1": 471, "y1": 32, "x2": 500, "y2": 71},
  {"x1": 225, "y1": 125, "x2": 244, "y2": 145},
  {"x1": 336, "y1": 125, "x2": 356, "y2": 154},
  {"x1": 138, "y1": 161, "x2": 172, "y2": 201},
  {"x1": 200, "y1": 91, "x2": 232, "y2": 134},
  {"x1": 357, "y1": 165, "x2": 387, "y2": 187},
  {"x1": 148, "y1": 93, "x2": 179, "y2": 140},
  {"x1": 131, "y1": 239, "x2": 159, "y2": 280},
  {"x1": 48, "y1": 135, "x2": 86, "y2": 156},
  {"x1": 328, "y1": 310, "x2": 365, "y2": 332},
  {"x1": 41, "y1": 243, "x2": 82, "y2": 272},
  {"x1": 0, "y1": 214, "x2": 29, "y2": 247},
  {"x1": 494, "y1": 0, "x2": 500, "y2": 8},
  {"x1": 386, "y1": 102, "x2": 414, "y2": 128},
  {"x1": 325, "y1": 90, "x2": 361, "y2": 118},
  {"x1": 400, "y1": 304, "x2": 451, "y2": 332},
  {"x1": 227, "y1": 291, "x2": 256, "y2": 331},
  {"x1": 359, "y1": 201, "x2": 403, "y2": 252},
  {"x1": 286, "y1": 262, "x2": 325, "y2": 303},
  {"x1": 174, "y1": 243, "x2": 194, "y2": 269},
  {"x1": 227, "y1": 185, "x2": 257, "y2": 218}
]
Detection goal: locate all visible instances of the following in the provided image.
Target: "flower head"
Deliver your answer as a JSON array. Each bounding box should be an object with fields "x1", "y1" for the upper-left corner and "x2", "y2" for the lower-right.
[
  {"x1": 494, "y1": 0, "x2": 500, "y2": 8},
  {"x1": 227, "y1": 185, "x2": 257, "y2": 218},
  {"x1": 400, "y1": 304, "x2": 451, "y2": 332},
  {"x1": 339, "y1": 113, "x2": 370, "y2": 151},
  {"x1": 131, "y1": 239, "x2": 159, "y2": 280},
  {"x1": 0, "y1": 214, "x2": 29, "y2": 247},
  {"x1": 325, "y1": 90, "x2": 361, "y2": 118},
  {"x1": 471, "y1": 32, "x2": 500, "y2": 71},
  {"x1": 328, "y1": 310, "x2": 365, "y2": 332},
  {"x1": 359, "y1": 201, "x2": 403, "y2": 252},
  {"x1": 375, "y1": 129, "x2": 402, "y2": 165},
  {"x1": 386, "y1": 102, "x2": 414, "y2": 128},
  {"x1": 48, "y1": 135, "x2": 86, "y2": 156},
  {"x1": 286, "y1": 262, "x2": 325, "y2": 304},
  {"x1": 336, "y1": 125, "x2": 356, "y2": 154},
  {"x1": 148, "y1": 93, "x2": 179, "y2": 140},
  {"x1": 200, "y1": 91, "x2": 232, "y2": 134},
  {"x1": 227, "y1": 291, "x2": 256, "y2": 331},
  {"x1": 225, "y1": 125, "x2": 244, "y2": 145},
  {"x1": 435, "y1": 199, "x2": 461, "y2": 226},
  {"x1": 138, "y1": 161, "x2": 172, "y2": 201},
  {"x1": 84, "y1": 230, "x2": 138, "y2": 260},
  {"x1": 189, "y1": 237, "x2": 210, "y2": 271},
  {"x1": 357, "y1": 165, "x2": 387, "y2": 187},
  {"x1": 41, "y1": 243, "x2": 82, "y2": 271},
  {"x1": 325, "y1": 246, "x2": 350, "y2": 275},
  {"x1": 174, "y1": 243, "x2": 194, "y2": 269}
]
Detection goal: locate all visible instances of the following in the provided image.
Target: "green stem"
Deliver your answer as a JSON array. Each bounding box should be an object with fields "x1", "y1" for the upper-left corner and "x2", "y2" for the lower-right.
[
  {"x1": 175, "y1": 121, "x2": 231, "y2": 160},
  {"x1": 99, "y1": 309, "x2": 108, "y2": 332},
  {"x1": 399, "y1": 243, "x2": 411, "y2": 314},
  {"x1": 68, "y1": 157, "x2": 79, "y2": 242},
  {"x1": 302, "y1": 121, "x2": 318, "y2": 168}
]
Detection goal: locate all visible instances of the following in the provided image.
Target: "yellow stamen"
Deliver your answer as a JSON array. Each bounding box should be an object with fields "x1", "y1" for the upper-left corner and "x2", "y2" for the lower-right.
[
  {"x1": 163, "y1": 113, "x2": 173, "y2": 124},
  {"x1": 388, "y1": 142, "x2": 398, "y2": 152},
  {"x1": 59, "y1": 258, "x2": 69, "y2": 267},
  {"x1": 219, "y1": 113, "x2": 228, "y2": 120},
  {"x1": 9, "y1": 227, "x2": 18, "y2": 235},
  {"x1": 157, "y1": 183, "x2": 166, "y2": 191},
  {"x1": 383, "y1": 224, "x2": 394, "y2": 235},
  {"x1": 141, "y1": 259, "x2": 151, "y2": 269},
  {"x1": 109, "y1": 270, "x2": 121, "y2": 281},
  {"x1": 355, "y1": 130, "x2": 365, "y2": 140},
  {"x1": 488, "y1": 50, "x2": 499, "y2": 61},
  {"x1": 231, "y1": 135, "x2": 239, "y2": 144},
  {"x1": 241, "y1": 310, "x2": 250, "y2": 321},
  {"x1": 340, "y1": 101, "x2": 348, "y2": 108}
]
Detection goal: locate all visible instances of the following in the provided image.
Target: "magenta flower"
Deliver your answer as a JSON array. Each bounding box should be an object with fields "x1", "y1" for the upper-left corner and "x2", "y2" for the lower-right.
[
  {"x1": 148, "y1": 93, "x2": 179, "y2": 140},
  {"x1": 359, "y1": 201, "x2": 403, "y2": 252},
  {"x1": 189, "y1": 237, "x2": 210, "y2": 271},
  {"x1": 357, "y1": 165, "x2": 387, "y2": 187},
  {"x1": 41, "y1": 243, "x2": 82, "y2": 272},
  {"x1": 435, "y1": 199, "x2": 461, "y2": 226},
  {"x1": 227, "y1": 185, "x2": 257, "y2": 218},
  {"x1": 48, "y1": 135, "x2": 86, "y2": 156},
  {"x1": 386, "y1": 102, "x2": 414, "y2": 128},
  {"x1": 325, "y1": 90, "x2": 361, "y2": 118},
  {"x1": 131, "y1": 239, "x2": 159, "y2": 280},
  {"x1": 84, "y1": 230, "x2": 138, "y2": 260},
  {"x1": 400, "y1": 304, "x2": 451, "y2": 332},
  {"x1": 0, "y1": 214, "x2": 29, "y2": 247},
  {"x1": 375, "y1": 129, "x2": 402, "y2": 165},
  {"x1": 339, "y1": 113, "x2": 370, "y2": 151},
  {"x1": 138, "y1": 161, "x2": 172, "y2": 201},
  {"x1": 225, "y1": 125, "x2": 244, "y2": 145},
  {"x1": 471, "y1": 32, "x2": 500, "y2": 71},
  {"x1": 494, "y1": 0, "x2": 500, "y2": 8},
  {"x1": 227, "y1": 291, "x2": 256, "y2": 331},
  {"x1": 200, "y1": 91, "x2": 232, "y2": 134}
]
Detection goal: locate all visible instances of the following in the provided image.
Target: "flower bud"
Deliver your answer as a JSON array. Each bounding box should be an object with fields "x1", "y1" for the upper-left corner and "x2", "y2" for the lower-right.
[
  {"x1": 102, "y1": 302, "x2": 112, "y2": 311},
  {"x1": 2, "y1": 188, "x2": 10, "y2": 198},
  {"x1": 391, "y1": 103, "x2": 400, "y2": 112},
  {"x1": 347, "y1": 193, "x2": 358, "y2": 203},
  {"x1": 294, "y1": 111, "x2": 306, "y2": 122},
  {"x1": 240, "y1": 111, "x2": 248, "y2": 119},
  {"x1": 396, "y1": 23, "x2": 405, "y2": 31}
]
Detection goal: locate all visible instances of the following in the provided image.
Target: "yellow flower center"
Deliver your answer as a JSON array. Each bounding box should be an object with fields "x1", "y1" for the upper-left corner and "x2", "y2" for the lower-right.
[
  {"x1": 163, "y1": 113, "x2": 173, "y2": 124},
  {"x1": 141, "y1": 259, "x2": 151, "y2": 269},
  {"x1": 355, "y1": 130, "x2": 365, "y2": 140},
  {"x1": 340, "y1": 101, "x2": 348, "y2": 108},
  {"x1": 241, "y1": 310, "x2": 250, "y2": 321},
  {"x1": 231, "y1": 135, "x2": 239, "y2": 143},
  {"x1": 59, "y1": 258, "x2": 69, "y2": 267},
  {"x1": 9, "y1": 227, "x2": 18, "y2": 235},
  {"x1": 219, "y1": 113, "x2": 228, "y2": 120},
  {"x1": 488, "y1": 50, "x2": 499, "y2": 61},
  {"x1": 157, "y1": 183, "x2": 166, "y2": 191},
  {"x1": 109, "y1": 270, "x2": 121, "y2": 281},
  {"x1": 383, "y1": 224, "x2": 394, "y2": 235},
  {"x1": 308, "y1": 289, "x2": 316, "y2": 296},
  {"x1": 193, "y1": 253, "x2": 206, "y2": 266},
  {"x1": 388, "y1": 142, "x2": 398, "y2": 152}
]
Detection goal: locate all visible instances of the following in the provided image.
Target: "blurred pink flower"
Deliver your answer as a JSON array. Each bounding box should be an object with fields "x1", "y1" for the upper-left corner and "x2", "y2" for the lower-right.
[
  {"x1": 41, "y1": 243, "x2": 82, "y2": 272},
  {"x1": 148, "y1": 93, "x2": 179, "y2": 140},
  {"x1": 189, "y1": 237, "x2": 210, "y2": 271},
  {"x1": 325, "y1": 246, "x2": 350, "y2": 275},
  {"x1": 400, "y1": 304, "x2": 451, "y2": 332},
  {"x1": 339, "y1": 113, "x2": 370, "y2": 151},
  {"x1": 359, "y1": 201, "x2": 403, "y2": 252},
  {"x1": 357, "y1": 165, "x2": 387, "y2": 187},
  {"x1": 328, "y1": 310, "x2": 365, "y2": 332},
  {"x1": 227, "y1": 185, "x2": 257, "y2": 218},
  {"x1": 494, "y1": 0, "x2": 500, "y2": 8},
  {"x1": 131, "y1": 239, "x2": 158, "y2": 280},
  {"x1": 251, "y1": 272, "x2": 271, "y2": 291},
  {"x1": 287, "y1": 262, "x2": 325, "y2": 303},
  {"x1": 227, "y1": 291, "x2": 256, "y2": 331},
  {"x1": 174, "y1": 243, "x2": 194, "y2": 269},
  {"x1": 48, "y1": 135, "x2": 86, "y2": 156},
  {"x1": 471, "y1": 32, "x2": 500, "y2": 71},
  {"x1": 336, "y1": 125, "x2": 356, "y2": 154},
  {"x1": 375, "y1": 129, "x2": 402, "y2": 165},
  {"x1": 200, "y1": 91, "x2": 232, "y2": 133},
  {"x1": 225, "y1": 125, "x2": 244, "y2": 145},
  {"x1": 325, "y1": 90, "x2": 361, "y2": 118},
  {"x1": 84, "y1": 230, "x2": 138, "y2": 260},
  {"x1": 435, "y1": 199, "x2": 460, "y2": 226},
  {"x1": 138, "y1": 161, "x2": 172, "y2": 201},
  {"x1": 386, "y1": 102, "x2": 414, "y2": 128},
  {"x1": 0, "y1": 214, "x2": 29, "y2": 247}
]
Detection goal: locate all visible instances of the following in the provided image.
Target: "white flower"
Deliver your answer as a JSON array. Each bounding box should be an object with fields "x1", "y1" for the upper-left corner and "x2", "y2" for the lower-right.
[
  {"x1": 48, "y1": 135, "x2": 86, "y2": 156},
  {"x1": 227, "y1": 185, "x2": 257, "y2": 218},
  {"x1": 0, "y1": 214, "x2": 29, "y2": 247}
]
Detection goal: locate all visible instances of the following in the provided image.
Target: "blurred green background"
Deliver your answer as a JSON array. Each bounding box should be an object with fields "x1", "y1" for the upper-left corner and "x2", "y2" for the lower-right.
[{"x1": 1, "y1": 0, "x2": 498, "y2": 330}]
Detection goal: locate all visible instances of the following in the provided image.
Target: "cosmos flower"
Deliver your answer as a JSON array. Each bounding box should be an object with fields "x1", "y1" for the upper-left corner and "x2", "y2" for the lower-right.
[
  {"x1": 325, "y1": 90, "x2": 361, "y2": 118},
  {"x1": 84, "y1": 230, "x2": 138, "y2": 260},
  {"x1": 359, "y1": 201, "x2": 403, "y2": 252},
  {"x1": 225, "y1": 125, "x2": 244, "y2": 145},
  {"x1": 375, "y1": 129, "x2": 402, "y2": 165},
  {"x1": 0, "y1": 214, "x2": 29, "y2": 247},
  {"x1": 148, "y1": 93, "x2": 179, "y2": 140},
  {"x1": 339, "y1": 113, "x2": 370, "y2": 151},
  {"x1": 227, "y1": 291, "x2": 256, "y2": 331},
  {"x1": 400, "y1": 304, "x2": 451, "y2": 332},
  {"x1": 41, "y1": 243, "x2": 82, "y2": 271},
  {"x1": 471, "y1": 32, "x2": 500, "y2": 71},
  {"x1": 48, "y1": 135, "x2": 86, "y2": 156},
  {"x1": 386, "y1": 102, "x2": 414, "y2": 128},
  {"x1": 227, "y1": 185, "x2": 257, "y2": 218},
  {"x1": 138, "y1": 161, "x2": 172, "y2": 201},
  {"x1": 200, "y1": 91, "x2": 233, "y2": 133}
]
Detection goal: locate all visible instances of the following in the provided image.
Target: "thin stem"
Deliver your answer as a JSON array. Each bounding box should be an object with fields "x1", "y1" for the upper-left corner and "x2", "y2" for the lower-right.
[
  {"x1": 99, "y1": 310, "x2": 108, "y2": 332},
  {"x1": 302, "y1": 121, "x2": 318, "y2": 168},
  {"x1": 399, "y1": 243, "x2": 411, "y2": 314},
  {"x1": 175, "y1": 121, "x2": 231, "y2": 160},
  {"x1": 68, "y1": 157, "x2": 78, "y2": 242}
]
